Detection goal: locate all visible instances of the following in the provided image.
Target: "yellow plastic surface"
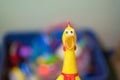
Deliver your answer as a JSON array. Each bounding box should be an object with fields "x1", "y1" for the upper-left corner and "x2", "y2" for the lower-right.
[{"x1": 56, "y1": 22, "x2": 81, "y2": 80}]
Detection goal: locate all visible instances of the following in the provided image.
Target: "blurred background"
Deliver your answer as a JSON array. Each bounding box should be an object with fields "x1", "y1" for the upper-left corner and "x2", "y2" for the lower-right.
[{"x1": 0, "y1": 0, "x2": 120, "y2": 80}]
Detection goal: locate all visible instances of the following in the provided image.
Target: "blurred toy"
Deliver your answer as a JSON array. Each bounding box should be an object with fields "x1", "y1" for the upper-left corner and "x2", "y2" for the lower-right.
[
  {"x1": 30, "y1": 34, "x2": 58, "y2": 63},
  {"x1": 20, "y1": 63, "x2": 32, "y2": 76},
  {"x1": 29, "y1": 34, "x2": 60, "y2": 80},
  {"x1": 19, "y1": 46, "x2": 32, "y2": 59},
  {"x1": 9, "y1": 43, "x2": 20, "y2": 67},
  {"x1": 9, "y1": 67, "x2": 25, "y2": 80},
  {"x1": 57, "y1": 22, "x2": 81, "y2": 80},
  {"x1": 37, "y1": 64, "x2": 50, "y2": 77}
]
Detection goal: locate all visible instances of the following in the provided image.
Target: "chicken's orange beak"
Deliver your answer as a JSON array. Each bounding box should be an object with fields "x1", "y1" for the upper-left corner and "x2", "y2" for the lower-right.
[{"x1": 65, "y1": 36, "x2": 74, "y2": 50}]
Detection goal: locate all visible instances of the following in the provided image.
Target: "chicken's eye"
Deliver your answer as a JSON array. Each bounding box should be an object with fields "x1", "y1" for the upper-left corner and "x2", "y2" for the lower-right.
[
  {"x1": 69, "y1": 30, "x2": 74, "y2": 35},
  {"x1": 70, "y1": 31, "x2": 73, "y2": 34},
  {"x1": 66, "y1": 31, "x2": 68, "y2": 34}
]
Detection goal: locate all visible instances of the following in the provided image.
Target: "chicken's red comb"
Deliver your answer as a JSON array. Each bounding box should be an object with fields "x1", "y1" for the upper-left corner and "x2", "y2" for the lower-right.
[{"x1": 67, "y1": 21, "x2": 71, "y2": 27}]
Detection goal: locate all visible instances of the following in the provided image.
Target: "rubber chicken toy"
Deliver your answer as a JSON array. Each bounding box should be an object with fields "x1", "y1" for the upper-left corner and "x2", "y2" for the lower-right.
[{"x1": 57, "y1": 22, "x2": 81, "y2": 80}]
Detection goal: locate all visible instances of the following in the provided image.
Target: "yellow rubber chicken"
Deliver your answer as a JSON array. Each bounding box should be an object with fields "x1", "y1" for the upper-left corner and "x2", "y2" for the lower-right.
[{"x1": 57, "y1": 22, "x2": 81, "y2": 80}]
